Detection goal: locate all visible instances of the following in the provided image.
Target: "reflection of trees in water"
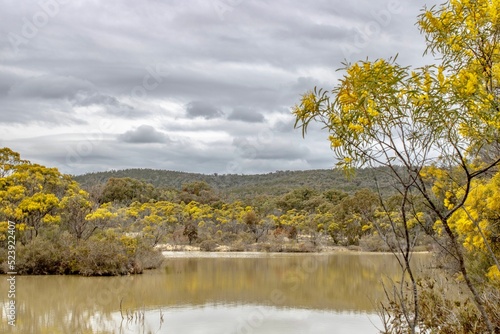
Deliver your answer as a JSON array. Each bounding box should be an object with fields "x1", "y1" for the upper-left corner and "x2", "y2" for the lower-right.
[
  {"x1": 0, "y1": 254, "x2": 430, "y2": 332},
  {"x1": 158, "y1": 254, "x2": 428, "y2": 311},
  {"x1": 0, "y1": 275, "x2": 135, "y2": 333}
]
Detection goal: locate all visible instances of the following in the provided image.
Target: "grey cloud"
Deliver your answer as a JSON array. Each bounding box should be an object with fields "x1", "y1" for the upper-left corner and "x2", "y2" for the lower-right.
[
  {"x1": 75, "y1": 93, "x2": 121, "y2": 107},
  {"x1": 185, "y1": 101, "x2": 224, "y2": 119},
  {"x1": 0, "y1": 0, "x2": 444, "y2": 174},
  {"x1": 232, "y1": 136, "x2": 310, "y2": 160},
  {"x1": 0, "y1": 69, "x2": 21, "y2": 97},
  {"x1": 0, "y1": 95, "x2": 88, "y2": 125},
  {"x1": 118, "y1": 125, "x2": 169, "y2": 144},
  {"x1": 255, "y1": 143, "x2": 310, "y2": 161},
  {"x1": 8, "y1": 75, "x2": 94, "y2": 100},
  {"x1": 227, "y1": 107, "x2": 264, "y2": 123},
  {"x1": 273, "y1": 119, "x2": 297, "y2": 133},
  {"x1": 73, "y1": 92, "x2": 151, "y2": 119},
  {"x1": 292, "y1": 77, "x2": 322, "y2": 91}
]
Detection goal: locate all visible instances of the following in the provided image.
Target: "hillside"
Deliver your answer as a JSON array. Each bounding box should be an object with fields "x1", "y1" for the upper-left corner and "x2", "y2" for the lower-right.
[{"x1": 74, "y1": 167, "x2": 398, "y2": 199}]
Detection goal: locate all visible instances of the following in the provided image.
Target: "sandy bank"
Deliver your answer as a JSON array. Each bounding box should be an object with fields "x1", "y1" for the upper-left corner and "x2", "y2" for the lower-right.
[{"x1": 156, "y1": 243, "x2": 356, "y2": 258}]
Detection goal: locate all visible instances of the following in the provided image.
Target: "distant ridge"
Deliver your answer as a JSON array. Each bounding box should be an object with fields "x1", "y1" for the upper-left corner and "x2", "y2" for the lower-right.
[{"x1": 74, "y1": 167, "x2": 397, "y2": 199}]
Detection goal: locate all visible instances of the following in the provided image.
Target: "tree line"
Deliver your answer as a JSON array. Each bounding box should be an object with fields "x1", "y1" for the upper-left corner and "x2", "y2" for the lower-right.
[{"x1": 1, "y1": 147, "x2": 412, "y2": 257}]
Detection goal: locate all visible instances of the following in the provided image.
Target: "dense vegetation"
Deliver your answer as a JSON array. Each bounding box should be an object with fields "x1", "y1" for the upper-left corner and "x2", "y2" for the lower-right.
[
  {"x1": 74, "y1": 166, "x2": 399, "y2": 200},
  {"x1": 0, "y1": 148, "x2": 163, "y2": 276},
  {"x1": 72, "y1": 163, "x2": 432, "y2": 253},
  {"x1": 0, "y1": 147, "x2": 432, "y2": 277}
]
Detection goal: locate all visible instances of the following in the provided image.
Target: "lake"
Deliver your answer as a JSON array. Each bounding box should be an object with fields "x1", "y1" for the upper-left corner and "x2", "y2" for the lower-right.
[{"x1": 0, "y1": 252, "x2": 430, "y2": 333}]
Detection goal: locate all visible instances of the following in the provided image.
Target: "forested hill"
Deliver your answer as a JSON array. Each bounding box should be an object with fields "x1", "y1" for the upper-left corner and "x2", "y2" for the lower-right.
[{"x1": 74, "y1": 167, "x2": 397, "y2": 198}]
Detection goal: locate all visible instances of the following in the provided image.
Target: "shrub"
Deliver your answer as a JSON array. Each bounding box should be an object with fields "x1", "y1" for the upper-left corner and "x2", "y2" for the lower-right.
[
  {"x1": 221, "y1": 232, "x2": 239, "y2": 244},
  {"x1": 71, "y1": 238, "x2": 132, "y2": 276},
  {"x1": 3, "y1": 231, "x2": 163, "y2": 276},
  {"x1": 0, "y1": 248, "x2": 6, "y2": 274},
  {"x1": 359, "y1": 234, "x2": 390, "y2": 252},
  {"x1": 199, "y1": 239, "x2": 218, "y2": 251},
  {"x1": 16, "y1": 236, "x2": 67, "y2": 275},
  {"x1": 134, "y1": 243, "x2": 164, "y2": 270}
]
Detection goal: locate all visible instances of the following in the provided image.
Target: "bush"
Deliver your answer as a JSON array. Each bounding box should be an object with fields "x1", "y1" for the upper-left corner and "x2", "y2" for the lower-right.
[
  {"x1": 0, "y1": 248, "x2": 6, "y2": 274},
  {"x1": 228, "y1": 238, "x2": 246, "y2": 252},
  {"x1": 199, "y1": 239, "x2": 218, "y2": 251},
  {"x1": 16, "y1": 236, "x2": 67, "y2": 275},
  {"x1": 380, "y1": 277, "x2": 500, "y2": 334},
  {"x1": 283, "y1": 242, "x2": 316, "y2": 253},
  {"x1": 221, "y1": 232, "x2": 239, "y2": 244},
  {"x1": 71, "y1": 238, "x2": 132, "y2": 276},
  {"x1": 347, "y1": 245, "x2": 362, "y2": 252},
  {"x1": 359, "y1": 234, "x2": 390, "y2": 252},
  {"x1": 4, "y1": 231, "x2": 163, "y2": 276},
  {"x1": 134, "y1": 243, "x2": 164, "y2": 270}
]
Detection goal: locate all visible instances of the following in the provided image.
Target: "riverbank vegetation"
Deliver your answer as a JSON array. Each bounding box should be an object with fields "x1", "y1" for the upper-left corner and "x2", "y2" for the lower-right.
[
  {"x1": 1, "y1": 146, "x2": 433, "y2": 277},
  {"x1": 0, "y1": 147, "x2": 163, "y2": 276}
]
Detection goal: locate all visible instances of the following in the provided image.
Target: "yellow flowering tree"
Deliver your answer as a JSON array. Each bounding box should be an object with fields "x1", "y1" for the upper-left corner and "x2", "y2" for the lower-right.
[
  {"x1": 127, "y1": 201, "x2": 181, "y2": 246},
  {"x1": 0, "y1": 148, "x2": 73, "y2": 240},
  {"x1": 293, "y1": 0, "x2": 500, "y2": 332},
  {"x1": 84, "y1": 203, "x2": 118, "y2": 235},
  {"x1": 447, "y1": 171, "x2": 500, "y2": 283},
  {"x1": 59, "y1": 186, "x2": 94, "y2": 240}
]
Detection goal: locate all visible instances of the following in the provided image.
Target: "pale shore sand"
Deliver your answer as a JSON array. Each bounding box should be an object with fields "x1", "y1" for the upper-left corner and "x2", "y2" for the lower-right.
[
  {"x1": 157, "y1": 244, "x2": 431, "y2": 258},
  {"x1": 157, "y1": 243, "x2": 356, "y2": 258}
]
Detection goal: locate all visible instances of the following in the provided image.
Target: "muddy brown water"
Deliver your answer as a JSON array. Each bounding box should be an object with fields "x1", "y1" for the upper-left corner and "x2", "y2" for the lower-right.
[{"x1": 0, "y1": 252, "x2": 431, "y2": 333}]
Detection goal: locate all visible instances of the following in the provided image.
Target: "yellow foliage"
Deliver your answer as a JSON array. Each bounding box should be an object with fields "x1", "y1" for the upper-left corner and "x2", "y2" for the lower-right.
[
  {"x1": 329, "y1": 136, "x2": 343, "y2": 148},
  {"x1": 361, "y1": 224, "x2": 372, "y2": 232},
  {"x1": 85, "y1": 204, "x2": 118, "y2": 222},
  {"x1": 0, "y1": 221, "x2": 8, "y2": 241},
  {"x1": 119, "y1": 235, "x2": 138, "y2": 255},
  {"x1": 486, "y1": 265, "x2": 500, "y2": 283},
  {"x1": 43, "y1": 214, "x2": 61, "y2": 225}
]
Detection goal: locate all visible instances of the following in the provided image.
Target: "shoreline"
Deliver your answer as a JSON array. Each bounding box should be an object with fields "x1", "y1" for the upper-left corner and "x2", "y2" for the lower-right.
[
  {"x1": 157, "y1": 243, "x2": 432, "y2": 258},
  {"x1": 156, "y1": 243, "x2": 352, "y2": 253}
]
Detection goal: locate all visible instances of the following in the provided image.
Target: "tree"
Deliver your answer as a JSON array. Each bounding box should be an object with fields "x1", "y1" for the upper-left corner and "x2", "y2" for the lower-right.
[
  {"x1": 59, "y1": 186, "x2": 94, "y2": 240},
  {"x1": 178, "y1": 180, "x2": 219, "y2": 204},
  {"x1": 333, "y1": 189, "x2": 378, "y2": 246},
  {"x1": 127, "y1": 201, "x2": 181, "y2": 246},
  {"x1": 0, "y1": 148, "x2": 164, "y2": 276},
  {"x1": 447, "y1": 171, "x2": 500, "y2": 282},
  {"x1": 0, "y1": 147, "x2": 27, "y2": 177},
  {"x1": 183, "y1": 223, "x2": 198, "y2": 245},
  {"x1": 84, "y1": 203, "x2": 118, "y2": 237},
  {"x1": 99, "y1": 177, "x2": 158, "y2": 205},
  {"x1": 0, "y1": 154, "x2": 72, "y2": 240},
  {"x1": 293, "y1": 0, "x2": 500, "y2": 332}
]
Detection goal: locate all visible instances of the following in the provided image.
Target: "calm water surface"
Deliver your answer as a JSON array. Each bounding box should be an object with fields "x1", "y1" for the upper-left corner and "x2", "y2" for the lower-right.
[{"x1": 0, "y1": 252, "x2": 430, "y2": 333}]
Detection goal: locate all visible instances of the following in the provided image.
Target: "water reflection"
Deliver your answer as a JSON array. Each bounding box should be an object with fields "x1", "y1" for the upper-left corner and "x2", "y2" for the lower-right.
[
  {"x1": 0, "y1": 253, "x2": 429, "y2": 333},
  {"x1": 94, "y1": 305, "x2": 382, "y2": 334}
]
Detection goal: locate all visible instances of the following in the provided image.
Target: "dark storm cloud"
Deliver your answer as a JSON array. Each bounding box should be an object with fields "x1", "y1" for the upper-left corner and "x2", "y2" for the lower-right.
[
  {"x1": 118, "y1": 125, "x2": 169, "y2": 144},
  {"x1": 227, "y1": 107, "x2": 264, "y2": 123},
  {"x1": 185, "y1": 101, "x2": 224, "y2": 119}
]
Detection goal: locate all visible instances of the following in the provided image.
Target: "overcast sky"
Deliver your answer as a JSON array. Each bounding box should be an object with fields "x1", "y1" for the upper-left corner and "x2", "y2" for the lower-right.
[{"x1": 0, "y1": 0, "x2": 441, "y2": 175}]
